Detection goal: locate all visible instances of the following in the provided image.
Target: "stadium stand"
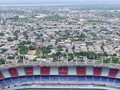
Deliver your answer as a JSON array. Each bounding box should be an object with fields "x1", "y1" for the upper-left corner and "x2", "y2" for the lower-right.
[
  {"x1": 41, "y1": 76, "x2": 49, "y2": 81},
  {"x1": 93, "y1": 76, "x2": 100, "y2": 83},
  {"x1": 0, "y1": 71, "x2": 4, "y2": 79},
  {"x1": 12, "y1": 77, "x2": 20, "y2": 84},
  {"x1": 24, "y1": 67, "x2": 33, "y2": 76},
  {"x1": 17, "y1": 67, "x2": 25, "y2": 76},
  {"x1": 58, "y1": 66, "x2": 68, "y2": 75},
  {"x1": 49, "y1": 75, "x2": 58, "y2": 81},
  {"x1": 1, "y1": 70, "x2": 11, "y2": 78},
  {"x1": 101, "y1": 67, "x2": 109, "y2": 77},
  {"x1": 41, "y1": 67, "x2": 50, "y2": 75},
  {"x1": 33, "y1": 67, "x2": 40, "y2": 75},
  {"x1": 8, "y1": 68, "x2": 18, "y2": 77},
  {"x1": 86, "y1": 66, "x2": 93, "y2": 75},
  {"x1": 109, "y1": 69, "x2": 119, "y2": 78},
  {"x1": 86, "y1": 76, "x2": 93, "y2": 82},
  {"x1": 19, "y1": 76, "x2": 27, "y2": 83},
  {"x1": 68, "y1": 76, "x2": 76, "y2": 81},
  {"x1": 33, "y1": 76, "x2": 40, "y2": 82},
  {"x1": 94, "y1": 67, "x2": 102, "y2": 76},
  {"x1": 76, "y1": 66, "x2": 86, "y2": 76},
  {"x1": 50, "y1": 67, "x2": 58, "y2": 75},
  {"x1": 0, "y1": 65, "x2": 120, "y2": 89},
  {"x1": 68, "y1": 66, "x2": 76, "y2": 75},
  {"x1": 77, "y1": 76, "x2": 86, "y2": 82}
]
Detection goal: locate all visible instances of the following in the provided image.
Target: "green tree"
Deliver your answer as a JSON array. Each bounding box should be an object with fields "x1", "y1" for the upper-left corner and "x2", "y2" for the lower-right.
[
  {"x1": 112, "y1": 57, "x2": 119, "y2": 64},
  {"x1": 0, "y1": 58, "x2": 5, "y2": 64},
  {"x1": 57, "y1": 46, "x2": 63, "y2": 51},
  {"x1": 68, "y1": 53, "x2": 74, "y2": 61},
  {"x1": 18, "y1": 43, "x2": 28, "y2": 54},
  {"x1": 29, "y1": 45, "x2": 36, "y2": 50},
  {"x1": 7, "y1": 37, "x2": 14, "y2": 42},
  {"x1": 103, "y1": 58, "x2": 110, "y2": 63},
  {"x1": 18, "y1": 59, "x2": 23, "y2": 63},
  {"x1": 0, "y1": 32, "x2": 4, "y2": 36},
  {"x1": 78, "y1": 33, "x2": 86, "y2": 41},
  {"x1": 41, "y1": 46, "x2": 51, "y2": 54},
  {"x1": 86, "y1": 51, "x2": 96, "y2": 59}
]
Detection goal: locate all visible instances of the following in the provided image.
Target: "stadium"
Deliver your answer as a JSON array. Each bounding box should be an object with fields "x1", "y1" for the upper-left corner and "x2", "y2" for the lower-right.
[{"x1": 0, "y1": 63, "x2": 120, "y2": 90}]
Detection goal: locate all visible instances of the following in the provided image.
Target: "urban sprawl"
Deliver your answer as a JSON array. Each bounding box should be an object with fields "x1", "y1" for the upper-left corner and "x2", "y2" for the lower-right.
[{"x1": 0, "y1": 5, "x2": 120, "y2": 65}]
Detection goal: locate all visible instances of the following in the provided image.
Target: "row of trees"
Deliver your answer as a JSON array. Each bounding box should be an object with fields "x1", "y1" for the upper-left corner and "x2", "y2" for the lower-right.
[
  {"x1": 74, "y1": 51, "x2": 96, "y2": 59},
  {"x1": 102, "y1": 57, "x2": 120, "y2": 64}
]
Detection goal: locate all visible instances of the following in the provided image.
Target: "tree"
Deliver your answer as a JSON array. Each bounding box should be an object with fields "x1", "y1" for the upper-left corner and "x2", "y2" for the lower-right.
[
  {"x1": 86, "y1": 51, "x2": 96, "y2": 59},
  {"x1": 18, "y1": 43, "x2": 28, "y2": 54},
  {"x1": 29, "y1": 45, "x2": 36, "y2": 50},
  {"x1": 7, "y1": 37, "x2": 14, "y2": 42},
  {"x1": 57, "y1": 46, "x2": 63, "y2": 51},
  {"x1": 103, "y1": 58, "x2": 110, "y2": 63},
  {"x1": 56, "y1": 51, "x2": 62, "y2": 57},
  {"x1": 78, "y1": 33, "x2": 86, "y2": 41},
  {"x1": 103, "y1": 52, "x2": 108, "y2": 57},
  {"x1": 0, "y1": 58, "x2": 5, "y2": 64},
  {"x1": 18, "y1": 59, "x2": 23, "y2": 63},
  {"x1": 112, "y1": 57, "x2": 119, "y2": 64},
  {"x1": 68, "y1": 53, "x2": 74, "y2": 61},
  {"x1": 0, "y1": 32, "x2": 4, "y2": 36},
  {"x1": 41, "y1": 46, "x2": 51, "y2": 54},
  {"x1": 75, "y1": 51, "x2": 96, "y2": 59}
]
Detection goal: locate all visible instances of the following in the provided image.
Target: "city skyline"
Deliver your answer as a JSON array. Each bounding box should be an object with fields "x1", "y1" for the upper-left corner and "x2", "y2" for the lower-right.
[{"x1": 0, "y1": 0, "x2": 120, "y2": 4}]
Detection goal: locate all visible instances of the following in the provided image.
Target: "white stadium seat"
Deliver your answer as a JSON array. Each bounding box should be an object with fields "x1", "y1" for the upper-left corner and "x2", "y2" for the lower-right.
[
  {"x1": 1, "y1": 70, "x2": 11, "y2": 78},
  {"x1": 101, "y1": 67, "x2": 109, "y2": 77},
  {"x1": 17, "y1": 67, "x2": 25, "y2": 76},
  {"x1": 68, "y1": 66, "x2": 76, "y2": 75},
  {"x1": 86, "y1": 66, "x2": 93, "y2": 76},
  {"x1": 33, "y1": 67, "x2": 40, "y2": 75},
  {"x1": 50, "y1": 67, "x2": 58, "y2": 75}
]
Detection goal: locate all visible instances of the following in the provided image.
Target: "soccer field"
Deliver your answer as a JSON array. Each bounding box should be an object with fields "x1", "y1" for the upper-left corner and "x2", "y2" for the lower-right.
[{"x1": 17, "y1": 88, "x2": 106, "y2": 90}]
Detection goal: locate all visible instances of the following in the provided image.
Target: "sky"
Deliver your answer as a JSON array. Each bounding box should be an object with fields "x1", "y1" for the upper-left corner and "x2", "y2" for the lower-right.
[{"x1": 0, "y1": 0, "x2": 120, "y2": 4}]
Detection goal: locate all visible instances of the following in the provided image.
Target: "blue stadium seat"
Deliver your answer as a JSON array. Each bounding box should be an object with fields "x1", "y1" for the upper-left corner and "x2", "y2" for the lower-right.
[
  {"x1": 100, "y1": 77, "x2": 108, "y2": 84},
  {"x1": 93, "y1": 76, "x2": 100, "y2": 82},
  {"x1": 40, "y1": 76, "x2": 49, "y2": 81},
  {"x1": 4, "y1": 78, "x2": 13, "y2": 85},
  {"x1": 114, "y1": 79, "x2": 120, "y2": 86},
  {"x1": 49, "y1": 76, "x2": 58, "y2": 81},
  {"x1": 86, "y1": 76, "x2": 93, "y2": 82},
  {"x1": 77, "y1": 76, "x2": 86, "y2": 82},
  {"x1": 68, "y1": 76, "x2": 76, "y2": 81},
  {"x1": 107, "y1": 78, "x2": 115, "y2": 85},
  {"x1": 27, "y1": 76, "x2": 33, "y2": 82},
  {"x1": 0, "y1": 80, "x2": 6, "y2": 87},
  {"x1": 12, "y1": 77, "x2": 20, "y2": 84},
  {"x1": 19, "y1": 76, "x2": 27, "y2": 83},
  {"x1": 33, "y1": 76, "x2": 40, "y2": 82},
  {"x1": 59, "y1": 76, "x2": 68, "y2": 81}
]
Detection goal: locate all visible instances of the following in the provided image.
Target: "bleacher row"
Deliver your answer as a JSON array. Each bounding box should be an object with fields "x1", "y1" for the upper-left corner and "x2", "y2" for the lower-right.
[{"x1": 0, "y1": 66, "x2": 120, "y2": 89}]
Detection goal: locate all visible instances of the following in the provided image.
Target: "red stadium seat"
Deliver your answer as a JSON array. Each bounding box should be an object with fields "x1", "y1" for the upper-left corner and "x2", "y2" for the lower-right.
[
  {"x1": 24, "y1": 67, "x2": 33, "y2": 76},
  {"x1": 41, "y1": 67, "x2": 50, "y2": 75},
  {"x1": 0, "y1": 71, "x2": 4, "y2": 79},
  {"x1": 59, "y1": 67, "x2": 68, "y2": 75},
  {"x1": 94, "y1": 67, "x2": 102, "y2": 76},
  {"x1": 76, "y1": 66, "x2": 86, "y2": 76},
  {"x1": 109, "y1": 69, "x2": 119, "y2": 78},
  {"x1": 8, "y1": 68, "x2": 18, "y2": 77}
]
